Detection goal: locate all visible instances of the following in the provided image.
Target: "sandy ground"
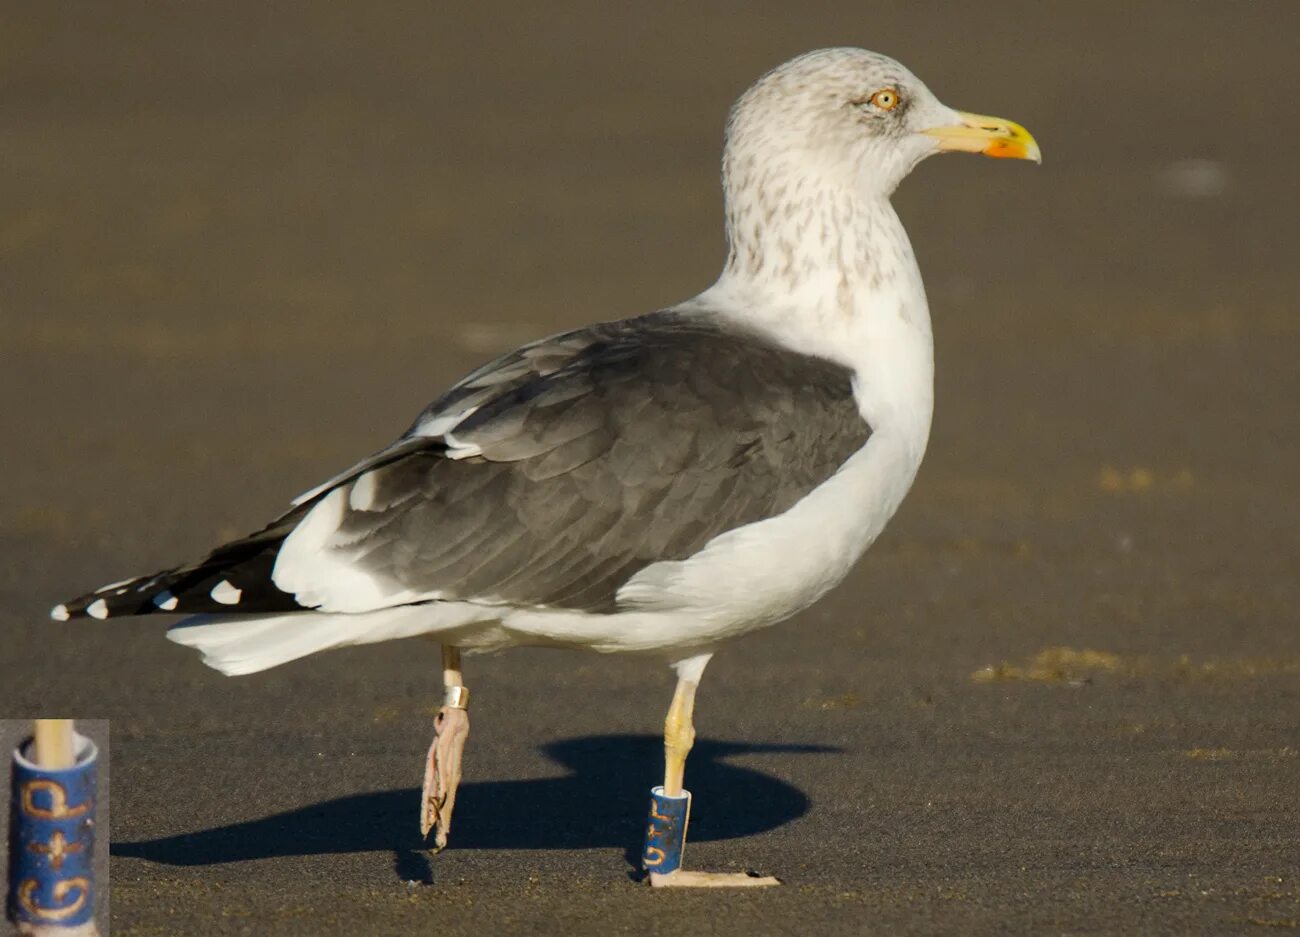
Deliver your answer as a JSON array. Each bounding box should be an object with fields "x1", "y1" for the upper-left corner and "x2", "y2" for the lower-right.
[{"x1": 2, "y1": 3, "x2": 1299, "y2": 934}]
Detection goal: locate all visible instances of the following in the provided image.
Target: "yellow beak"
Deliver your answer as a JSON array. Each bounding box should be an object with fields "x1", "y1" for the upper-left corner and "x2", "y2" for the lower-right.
[{"x1": 923, "y1": 111, "x2": 1041, "y2": 163}]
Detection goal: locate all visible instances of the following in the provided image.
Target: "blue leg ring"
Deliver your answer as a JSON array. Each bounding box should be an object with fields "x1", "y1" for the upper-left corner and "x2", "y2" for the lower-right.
[
  {"x1": 8, "y1": 733, "x2": 98, "y2": 929},
  {"x1": 642, "y1": 786, "x2": 691, "y2": 874}
]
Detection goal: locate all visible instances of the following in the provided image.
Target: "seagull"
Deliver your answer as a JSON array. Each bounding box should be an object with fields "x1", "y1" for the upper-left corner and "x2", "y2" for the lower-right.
[{"x1": 51, "y1": 48, "x2": 1038, "y2": 886}]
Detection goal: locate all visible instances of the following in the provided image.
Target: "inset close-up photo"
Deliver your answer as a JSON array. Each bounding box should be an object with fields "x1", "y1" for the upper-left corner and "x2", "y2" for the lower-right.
[
  {"x1": 3, "y1": 721, "x2": 108, "y2": 937},
  {"x1": 2, "y1": 3, "x2": 1297, "y2": 935}
]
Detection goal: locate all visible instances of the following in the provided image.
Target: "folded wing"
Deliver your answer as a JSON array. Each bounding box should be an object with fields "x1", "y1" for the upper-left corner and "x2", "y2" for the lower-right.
[{"x1": 274, "y1": 311, "x2": 871, "y2": 614}]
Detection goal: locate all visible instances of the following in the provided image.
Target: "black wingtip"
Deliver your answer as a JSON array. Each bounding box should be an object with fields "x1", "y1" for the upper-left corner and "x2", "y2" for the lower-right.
[{"x1": 52, "y1": 571, "x2": 176, "y2": 621}]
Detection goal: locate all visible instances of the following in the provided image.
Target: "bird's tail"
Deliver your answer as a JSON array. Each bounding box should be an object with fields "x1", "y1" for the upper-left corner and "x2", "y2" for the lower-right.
[
  {"x1": 167, "y1": 603, "x2": 491, "y2": 675},
  {"x1": 166, "y1": 611, "x2": 371, "y2": 675}
]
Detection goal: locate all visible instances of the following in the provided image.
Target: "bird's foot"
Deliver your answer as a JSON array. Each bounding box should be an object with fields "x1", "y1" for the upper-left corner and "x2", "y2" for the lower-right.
[
  {"x1": 641, "y1": 786, "x2": 780, "y2": 887},
  {"x1": 648, "y1": 870, "x2": 781, "y2": 888},
  {"x1": 420, "y1": 688, "x2": 469, "y2": 850}
]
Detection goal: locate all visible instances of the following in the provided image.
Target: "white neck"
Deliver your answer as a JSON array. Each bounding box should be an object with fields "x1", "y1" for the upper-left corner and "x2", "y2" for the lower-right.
[{"x1": 688, "y1": 190, "x2": 935, "y2": 462}]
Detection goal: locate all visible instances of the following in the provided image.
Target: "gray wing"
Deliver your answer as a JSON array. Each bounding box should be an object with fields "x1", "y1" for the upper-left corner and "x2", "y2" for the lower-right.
[
  {"x1": 277, "y1": 311, "x2": 872, "y2": 613},
  {"x1": 288, "y1": 324, "x2": 602, "y2": 506}
]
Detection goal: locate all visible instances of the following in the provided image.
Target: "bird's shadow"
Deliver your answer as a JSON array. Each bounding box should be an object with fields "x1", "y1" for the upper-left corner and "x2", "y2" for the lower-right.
[{"x1": 111, "y1": 734, "x2": 837, "y2": 881}]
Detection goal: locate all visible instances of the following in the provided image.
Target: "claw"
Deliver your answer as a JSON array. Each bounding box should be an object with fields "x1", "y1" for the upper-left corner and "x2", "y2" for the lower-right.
[{"x1": 420, "y1": 703, "x2": 469, "y2": 850}]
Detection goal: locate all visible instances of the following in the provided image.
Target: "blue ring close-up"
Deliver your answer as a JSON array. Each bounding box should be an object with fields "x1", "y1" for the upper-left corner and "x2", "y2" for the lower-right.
[
  {"x1": 8, "y1": 733, "x2": 98, "y2": 928},
  {"x1": 641, "y1": 786, "x2": 691, "y2": 875}
]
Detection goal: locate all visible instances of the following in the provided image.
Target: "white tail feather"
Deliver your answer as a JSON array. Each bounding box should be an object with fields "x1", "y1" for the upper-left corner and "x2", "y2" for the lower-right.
[{"x1": 167, "y1": 604, "x2": 493, "y2": 676}]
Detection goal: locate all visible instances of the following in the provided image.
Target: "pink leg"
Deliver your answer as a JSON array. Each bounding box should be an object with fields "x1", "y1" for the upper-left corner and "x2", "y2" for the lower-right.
[{"x1": 421, "y1": 645, "x2": 469, "y2": 851}]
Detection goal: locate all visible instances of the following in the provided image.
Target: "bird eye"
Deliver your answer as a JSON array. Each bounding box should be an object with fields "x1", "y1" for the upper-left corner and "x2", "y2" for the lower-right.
[{"x1": 870, "y1": 88, "x2": 900, "y2": 111}]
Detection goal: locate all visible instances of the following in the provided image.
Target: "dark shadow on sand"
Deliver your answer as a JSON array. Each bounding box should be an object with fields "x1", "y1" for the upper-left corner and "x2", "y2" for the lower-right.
[{"x1": 112, "y1": 734, "x2": 836, "y2": 879}]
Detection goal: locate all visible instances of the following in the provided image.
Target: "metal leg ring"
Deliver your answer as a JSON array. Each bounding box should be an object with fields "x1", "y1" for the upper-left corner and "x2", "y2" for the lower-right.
[{"x1": 443, "y1": 685, "x2": 470, "y2": 709}]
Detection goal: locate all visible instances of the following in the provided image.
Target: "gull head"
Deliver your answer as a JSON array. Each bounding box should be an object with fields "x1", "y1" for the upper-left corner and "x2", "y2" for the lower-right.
[{"x1": 724, "y1": 48, "x2": 1040, "y2": 203}]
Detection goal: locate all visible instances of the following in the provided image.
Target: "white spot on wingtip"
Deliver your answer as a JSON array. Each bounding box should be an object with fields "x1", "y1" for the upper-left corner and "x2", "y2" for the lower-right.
[
  {"x1": 155, "y1": 591, "x2": 179, "y2": 611},
  {"x1": 50, "y1": 604, "x2": 70, "y2": 621},
  {"x1": 87, "y1": 599, "x2": 109, "y2": 620},
  {"x1": 210, "y1": 580, "x2": 242, "y2": 605}
]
